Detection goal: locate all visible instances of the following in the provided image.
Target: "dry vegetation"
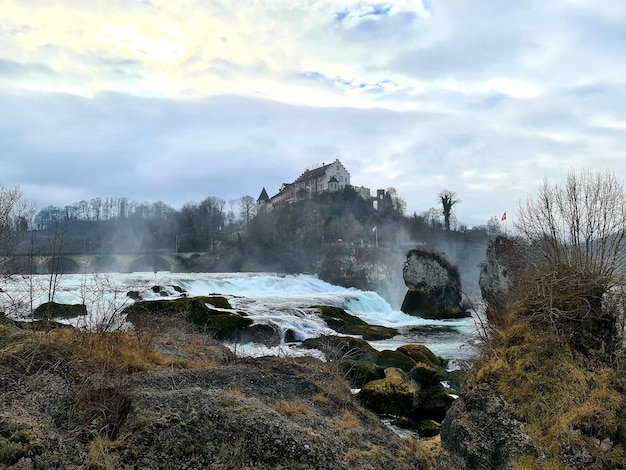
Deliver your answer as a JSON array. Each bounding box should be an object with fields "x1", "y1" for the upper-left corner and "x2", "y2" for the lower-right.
[
  {"x1": 0, "y1": 320, "x2": 446, "y2": 469},
  {"x1": 473, "y1": 321, "x2": 626, "y2": 469},
  {"x1": 473, "y1": 169, "x2": 626, "y2": 468}
]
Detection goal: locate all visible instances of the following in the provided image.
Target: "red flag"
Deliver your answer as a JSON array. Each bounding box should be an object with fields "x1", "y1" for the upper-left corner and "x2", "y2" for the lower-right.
[{"x1": 501, "y1": 212, "x2": 507, "y2": 221}]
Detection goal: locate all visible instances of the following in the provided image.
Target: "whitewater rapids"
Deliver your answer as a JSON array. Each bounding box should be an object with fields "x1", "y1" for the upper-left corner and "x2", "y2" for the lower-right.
[{"x1": 0, "y1": 272, "x2": 480, "y2": 365}]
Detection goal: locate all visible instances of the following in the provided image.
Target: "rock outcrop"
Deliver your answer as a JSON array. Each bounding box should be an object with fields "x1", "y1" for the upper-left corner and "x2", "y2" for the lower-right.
[
  {"x1": 356, "y1": 365, "x2": 454, "y2": 434},
  {"x1": 478, "y1": 236, "x2": 527, "y2": 314},
  {"x1": 32, "y1": 302, "x2": 87, "y2": 320},
  {"x1": 124, "y1": 295, "x2": 255, "y2": 341},
  {"x1": 401, "y1": 249, "x2": 468, "y2": 319},
  {"x1": 318, "y1": 245, "x2": 406, "y2": 308},
  {"x1": 0, "y1": 321, "x2": 435, "y2": 470},
  {"x1": 440, "y1": 384, "x2": 545, "y2": 469}
]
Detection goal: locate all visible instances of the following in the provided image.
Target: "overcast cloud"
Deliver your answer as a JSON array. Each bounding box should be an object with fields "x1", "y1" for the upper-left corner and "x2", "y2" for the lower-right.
[{"x1": 1, "y1": 0, "x2": 625, "y2": 226}]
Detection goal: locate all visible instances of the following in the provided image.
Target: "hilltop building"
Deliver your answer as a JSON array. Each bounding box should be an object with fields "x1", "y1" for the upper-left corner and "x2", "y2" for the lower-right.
[{"x1": 257, "y1": 158, "x2": 384, "y2": 210}]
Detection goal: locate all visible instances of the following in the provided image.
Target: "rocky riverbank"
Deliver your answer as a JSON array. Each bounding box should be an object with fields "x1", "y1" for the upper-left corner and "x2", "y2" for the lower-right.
[{"x1": 0, "y1": 296, "x2": 463, "y2": 469}]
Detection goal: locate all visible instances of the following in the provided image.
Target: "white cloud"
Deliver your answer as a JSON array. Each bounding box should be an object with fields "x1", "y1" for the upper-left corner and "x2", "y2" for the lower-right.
[
  {"x1": 91, "y1": 23, "x2": 186, "y2": 65},
  {"x1": 0, "y1": 0, "x2": 625, "y2": 228}
]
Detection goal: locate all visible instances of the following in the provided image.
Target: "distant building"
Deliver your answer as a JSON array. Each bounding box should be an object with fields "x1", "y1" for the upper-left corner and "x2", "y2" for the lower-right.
[
  {"x1": 258, "y1": 158, "x2": 385, "y2": 210},
  {"x1": 256, "y1": 187, "x2": 270, "y2": 210}
]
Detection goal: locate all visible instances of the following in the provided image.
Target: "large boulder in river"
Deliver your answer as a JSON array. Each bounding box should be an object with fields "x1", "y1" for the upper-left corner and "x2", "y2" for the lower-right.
[
  {"x1": 478, "y1": 236, "x2": 527, "y2": 317},
  {"x1": 32, "y1": 302, "x2": 87, "y2": 320},
  {"x1": 401, "y1": 250, "x2": 468, "y2": 319},
  {"x1": 124, "y1": 296, "x2": 254, "y2": 341}
]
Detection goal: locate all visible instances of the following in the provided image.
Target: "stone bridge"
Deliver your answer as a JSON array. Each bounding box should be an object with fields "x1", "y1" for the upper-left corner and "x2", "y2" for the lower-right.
[{"x1": 11, "y1": 252, "x2": 208, "y2": 274}]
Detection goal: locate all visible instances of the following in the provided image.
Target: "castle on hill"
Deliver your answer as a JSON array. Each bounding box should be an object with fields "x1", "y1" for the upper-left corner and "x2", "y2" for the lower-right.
[{"x1": 257, "y1": 158, "x2": 384, "y2": 209}]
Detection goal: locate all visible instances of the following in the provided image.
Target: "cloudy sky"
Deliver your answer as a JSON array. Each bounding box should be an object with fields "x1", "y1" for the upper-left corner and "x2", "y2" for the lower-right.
[{"x1": 1, "y1": 0, "x2": 625, "y2": 227}]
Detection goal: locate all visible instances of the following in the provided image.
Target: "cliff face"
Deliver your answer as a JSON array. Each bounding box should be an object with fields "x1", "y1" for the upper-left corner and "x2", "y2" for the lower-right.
[
  {"x1": 478, "y1": 236, "x2": 526, "y2": 315},
  {"x1": 318, "y1": 245, "x2": 406, "y2": 309}
]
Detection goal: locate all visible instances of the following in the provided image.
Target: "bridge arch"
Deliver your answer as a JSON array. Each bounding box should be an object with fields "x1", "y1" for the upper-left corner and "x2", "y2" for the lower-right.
[
  {"x1": 45, "y1": 257, "x2": 82, "y2": 274},
  {"x1": 91, "y1": 255, "x2": 122, "y2": 273},
  {"x1": 128, "y1": 255, "x2": 171, "y2": 273}
]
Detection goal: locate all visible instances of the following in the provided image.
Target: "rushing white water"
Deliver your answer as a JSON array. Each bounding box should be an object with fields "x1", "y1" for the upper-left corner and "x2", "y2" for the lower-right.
[{"x1": 0, "y1": 272, "x2": 481, "y2": 364}]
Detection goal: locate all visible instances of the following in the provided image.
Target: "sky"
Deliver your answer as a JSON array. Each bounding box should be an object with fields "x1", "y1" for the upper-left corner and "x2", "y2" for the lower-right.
[{"x1": 1, "y1": 0, "x2": 625, "y2": 228}]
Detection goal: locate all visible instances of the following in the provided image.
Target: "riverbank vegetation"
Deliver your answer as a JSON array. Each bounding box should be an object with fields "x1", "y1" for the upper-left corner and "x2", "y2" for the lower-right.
[{"x1": 466, "y1": 169, "x2": 626, "y2": 469}]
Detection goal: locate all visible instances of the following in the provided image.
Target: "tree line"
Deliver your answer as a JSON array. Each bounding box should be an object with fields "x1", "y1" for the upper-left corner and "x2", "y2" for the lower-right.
[{"x1": 0, "y1": 184, "x2": 505, "y2": 275}]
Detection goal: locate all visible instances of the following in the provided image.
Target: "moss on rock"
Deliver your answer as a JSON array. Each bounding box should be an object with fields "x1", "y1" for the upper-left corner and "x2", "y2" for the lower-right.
[
  {"x1": 311, "y1": 305, "x2": 398, "y2": 340},
  {"x1": 125, "y1": 296, "x2": 252, "y2": 341},
  {"x1": 32, "y1": 302, "x2": 87, "y2": 320},
  {"x1": 357, "y1": 368, "x2": 418, "y2": 416},
  {"x1": 396, "y1": 344, "x2": 442, "y2": 369}
]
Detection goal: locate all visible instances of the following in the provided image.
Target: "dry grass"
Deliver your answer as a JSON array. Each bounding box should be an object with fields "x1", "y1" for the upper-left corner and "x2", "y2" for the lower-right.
[
  {"x1": 85, "y1": 436, "x2": 121, "y2": 470},
  {"x1": 400, "y1": 436, "x2": 445, "y2": 470},
  {"x1": 473, "y1": 320, "x2": 626, "y2": 469},
  {"x1": 272, "y1": 399, "x2": 312, "y2": 417}
]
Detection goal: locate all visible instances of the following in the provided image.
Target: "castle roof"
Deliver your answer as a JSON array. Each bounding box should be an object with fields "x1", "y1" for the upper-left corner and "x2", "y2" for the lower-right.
[
  {"x1": 257, "y1": 187, "x2": 270, "y2": 202},
  {"x1": 293, "y1": 162, "x2": 332, "y2": 184}
]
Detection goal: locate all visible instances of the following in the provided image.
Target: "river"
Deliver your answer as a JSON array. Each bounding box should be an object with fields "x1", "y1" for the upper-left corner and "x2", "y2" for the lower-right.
[{"x1": 0, "y1": 271, "x2": 481, "y2": 368}]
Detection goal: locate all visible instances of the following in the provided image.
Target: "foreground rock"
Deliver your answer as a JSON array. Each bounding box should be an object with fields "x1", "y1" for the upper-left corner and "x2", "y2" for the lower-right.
[
  {"x1": 441, "y1": 385, "x2": 544, "y2": 469},
  {"x1": 401, "y1": 250, "x2": 468, "y2": 319},
  {"x1": 303, "y1": 335, "x2": 461, "y2": 436},
  {"x1": 0, "y1": 322, "x2": 442, "y2": 469},
  {"x1": 357, "y1": 366, "x2": 454, "y2": 436}
]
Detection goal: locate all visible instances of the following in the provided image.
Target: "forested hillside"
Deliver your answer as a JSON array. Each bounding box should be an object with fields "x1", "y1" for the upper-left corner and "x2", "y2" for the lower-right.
[{"x1": 24, "y1": 186, "x2": 500, "y2": 278}]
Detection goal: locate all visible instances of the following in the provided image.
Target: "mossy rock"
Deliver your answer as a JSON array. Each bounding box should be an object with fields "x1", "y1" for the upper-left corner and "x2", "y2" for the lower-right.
[
  {"x1": 32, "y1": 302, "x2": 87, "y2": 320},
  {"x1": 198, "y1": 314, "x2": 253, "y2": 340},
  {"x1": 302, "y1": 335, "x2": 418, "y2": 375},
  {"x1": 0, "y1": 420, "x2": 48, "y2": 466},
  {"x1": 357, "y1": 368, "x2": 417, "y2": 416},
  {"x1": 184, "y1": 297, "x2": 233, "y2": 325},
  {"x1": 370, "y1": 350, "x2": 417, "y2": 372},
  {"x1": 339, "y1": 359, "x2": 385, "y2": 387},
  {"x1": 124, "y1": 296, "x2": 249, "y2": 340},
  {"x1": 129, "y1": 296, "x2": 233, "y2": 317},
  {"x1": 396, "y1": 344, "x2": 442, "y2": 369},
  {"x1": 301, "y1": 335, "x2": 377, "y2": 361},
  {"x1": 311, "y1": 305, "x2": 398, "y2": 340}
]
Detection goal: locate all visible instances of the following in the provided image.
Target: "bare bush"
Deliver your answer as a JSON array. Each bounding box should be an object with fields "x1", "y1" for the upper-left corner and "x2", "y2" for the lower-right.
[{"x1": 514, "y1": 169, "x2": 626, "y2": 355}]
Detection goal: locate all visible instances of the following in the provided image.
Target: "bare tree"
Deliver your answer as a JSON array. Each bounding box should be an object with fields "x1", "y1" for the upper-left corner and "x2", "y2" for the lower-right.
[
  {"x1": 514, "y1": 168, "x2": 626, "y2": 354},
  {"x1": 238, "y1": 195, "x2": 257, "y2": 226},
  {"x1": 439, "y1": 190, "x2": 460, "y2": 231},
  {"x1": 0, "y1": 185, "x2": 32, "y2": 274}
]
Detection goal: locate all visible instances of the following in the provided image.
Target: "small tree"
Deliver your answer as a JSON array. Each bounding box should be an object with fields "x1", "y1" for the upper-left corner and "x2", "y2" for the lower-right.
[
  {"x1": 439, "y1": 190, "x2": 460, "y2": 231},
  {"x1": 0, "y1": 185, "x2": 32, "y2": 275},
  {"x1": 514, "y1": 169, "x2": 626, "y2": 355}
]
